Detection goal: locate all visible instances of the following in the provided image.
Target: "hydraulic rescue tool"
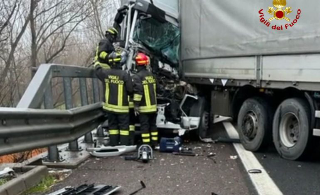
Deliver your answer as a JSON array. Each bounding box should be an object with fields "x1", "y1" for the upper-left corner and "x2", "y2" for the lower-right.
[{"x1": 125, "y1": 145, "x2": 154, "y2": 163}]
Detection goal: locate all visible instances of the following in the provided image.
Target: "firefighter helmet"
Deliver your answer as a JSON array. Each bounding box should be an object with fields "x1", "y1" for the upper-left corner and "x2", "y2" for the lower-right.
[{"x1": 135, "y1": 53, "x2": 150, "y2": 66}]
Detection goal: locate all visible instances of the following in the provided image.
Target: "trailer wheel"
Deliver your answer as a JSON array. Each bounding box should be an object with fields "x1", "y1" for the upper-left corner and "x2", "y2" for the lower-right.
[
  {"x1": 190, "y1": 97, "x2": 209, "y2": 138},
  {"x1": 273, "y1": 98, "x2": 311, "y2": 160},
  {"x1": 237, "y1": 98, "x2": 271, "y2": 151}
]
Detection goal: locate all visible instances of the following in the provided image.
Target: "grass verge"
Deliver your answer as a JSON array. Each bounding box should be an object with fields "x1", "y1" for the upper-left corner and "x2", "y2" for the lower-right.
[
  {"x1": 0, "y1": 178, "x2": 9, "y2": 185},
  {"x1": 23, "y1": 175, "x2": 56, "y2": 195}
]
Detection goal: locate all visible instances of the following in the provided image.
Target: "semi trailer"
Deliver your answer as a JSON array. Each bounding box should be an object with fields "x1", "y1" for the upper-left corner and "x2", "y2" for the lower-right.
[{"x1": 117, "y1": 0, "x2": 320, "y2": 160}]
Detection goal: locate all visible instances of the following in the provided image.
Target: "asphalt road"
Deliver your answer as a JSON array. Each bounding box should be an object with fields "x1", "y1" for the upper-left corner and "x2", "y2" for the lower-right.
[
  {"x1": 46, "y1": 122, "x2": 320, "y2": 195},
  {"x1": 255, "y1": 145, "x2": 320, "y2": 195},
  {"x1": 48, "y1": 124, "x2": 255, "y2": 195}
]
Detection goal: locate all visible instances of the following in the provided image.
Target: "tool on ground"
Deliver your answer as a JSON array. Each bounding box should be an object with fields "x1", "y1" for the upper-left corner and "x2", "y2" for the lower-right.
[
  {"x1": 158, "y1": 137, "x2": 195, "y2": 156},
  {"x1": 125, "y1": 145, "x2": 153, "y2": 163},
  {"x1": 87, "y1": 145, "x2": 136, "y2": 158},
  {"x1": 48, "y1": 184, "x2": 121, "y2": 195},
  {"x1": 129, "y1": 180, "x2": 146, "y2": 195}
]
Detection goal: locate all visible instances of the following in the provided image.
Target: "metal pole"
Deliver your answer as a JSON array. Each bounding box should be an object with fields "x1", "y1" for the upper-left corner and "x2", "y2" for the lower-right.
[
  {"x1": 92, "y1": 78, "x2": 100, "y2": 103},
  {"x1": 80, "y1": 78, "x2": 93, "y2": 144},
  {"x1": 64, "y1": 77, "x2": 80, "y2": 151},
  {"x1": 47, "y1": 145, "x2": 60, "y2": 162},
  {"x1": 44, "y1": 81, "x2": 62, "y2": 162},
  {"x1": 125, "y1": 5, "x2": 133, "y2": 49},
  {"x1": 129, "y1": 10, "x2": 138, "y2": 44}
]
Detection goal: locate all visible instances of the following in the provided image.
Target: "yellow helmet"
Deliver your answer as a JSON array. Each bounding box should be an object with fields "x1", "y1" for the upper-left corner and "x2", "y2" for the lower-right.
[{"x1": 106, "y1": 27, "x2": 119, "y2": 36}]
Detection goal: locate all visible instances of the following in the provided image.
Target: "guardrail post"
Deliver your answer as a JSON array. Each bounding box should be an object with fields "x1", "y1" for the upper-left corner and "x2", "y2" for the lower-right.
[
  {"x1": 80, "y1": 78, "x2": 93, "y2": 143},
  {"x1": 92, "y1": 78, "x2": 100, "y2": 103},
  {"x1": 64, "y1": 77, "x2": 81, "y2": 151},
  {"x1": 47, "y1": 146, "x2": 60, "y2": 162},
  {"x1": 44, "y1": 83, "x2": 61, "y2": 162}
]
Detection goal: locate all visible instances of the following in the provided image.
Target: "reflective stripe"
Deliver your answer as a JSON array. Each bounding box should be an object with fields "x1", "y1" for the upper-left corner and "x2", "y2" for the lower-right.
[
  {"x1": 99, "y1": 51, "x2": 108, "y2": 59},
  {"x1": 151, "y1": 137, "x2": 158, "y2": 141},
  {"x1": 105, "y1": 81, "x2": 110, "y2": 105},
  {"x1": 103, "y1": 104, "x2": 129, "y2": 113},
  {"x1": 109, "y1": 130, "x2": 119, "y2": 135},
  {"x1": 120, "y1": 130, "x2": 129, "y2": 136},
  {"x1": 142, "y1": 139, "x2": 150, "y2": 143},
  {"x1": 103, "y1": 106, "x2": 129, "y2": 113},
  {"x1": 144, "y1": 85, "x2": 151, "y2": 107},
  {"x1": 139, "y1": 105, "x2": 157, "y2": 113},
  {"x1": 103, "y1": 104, "x2": 129, "y2": 110},
  {"x1": 141, "y1": 133, "x2": 150, "y2": 138},
  {"x1": 128, "y1": 96, "x2": 134, "y2": 108},
  {"x1": 109, "y1": 58, "x2": 121, "y2": 63},
  {"x1": 133, "y1": 94, "x2": 142, "y2": 101},
  {"x1": 129, "y1": 125, "x2": 135, "y2": 131},
  {"x1": 151, "y1": 132, "x2": 158, "y2": 136},
  {"x1": 129, "y1": 101, "x2": 134, "y2": 108},
  {"x1": 96, "y1": 62, "x2": 110, "y2": 69},
  {"x1": 153, "y1": 83, "x2": 156, "y2": 102},
  {"x1": 118, "y1": 84, "x2": 123, "y2": 107}
]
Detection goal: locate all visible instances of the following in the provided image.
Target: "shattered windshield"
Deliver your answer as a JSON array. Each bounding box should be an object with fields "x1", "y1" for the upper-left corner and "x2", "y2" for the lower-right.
[{"x1": 133, "y1": 18, "x2": 180, "y2": 66}]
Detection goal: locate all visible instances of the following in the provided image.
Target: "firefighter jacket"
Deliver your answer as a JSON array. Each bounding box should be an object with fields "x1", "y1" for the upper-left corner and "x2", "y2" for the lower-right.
[
  {"x1": 95, "y1": 66, "x2": 133, "y2": 113},
  {"x1": 94, "y1": 38, "x2": 115, "y2": 69},
  {"x1": 132, "y1": 69, "x2": 159, "y2": 113}
]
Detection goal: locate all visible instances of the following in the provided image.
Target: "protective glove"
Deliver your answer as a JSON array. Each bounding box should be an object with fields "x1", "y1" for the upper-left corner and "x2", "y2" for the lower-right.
[
  {"x1": 120, "y1": 51, "x2": 128, "y2": 65},
  {"x1": 134, "y1": 105, "x2": 140, "y2": 116}
]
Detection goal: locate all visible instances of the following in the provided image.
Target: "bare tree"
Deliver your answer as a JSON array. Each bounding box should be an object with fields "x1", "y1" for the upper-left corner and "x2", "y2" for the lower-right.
[{"x1": 29, "y1": 0, "x2": 91, "y2": 72}]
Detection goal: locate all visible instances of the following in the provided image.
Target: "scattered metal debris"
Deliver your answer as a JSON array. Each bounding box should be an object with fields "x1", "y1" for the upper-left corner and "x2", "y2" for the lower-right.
[
  {"x1": 207, "y1": 153, "x2": 217, "y2": 163},
  {"x1": 48, "y1": 184, "x2": 121, "y2": 195},
  {"x1": 129, "y1": 180, "x2": 146, "y2": 195}
]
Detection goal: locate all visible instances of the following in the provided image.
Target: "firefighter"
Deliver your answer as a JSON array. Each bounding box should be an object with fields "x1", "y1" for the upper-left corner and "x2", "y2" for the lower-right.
[
  {"x1": 94, "y1": 27, "x2": 119, "y2": 70},
  {"x1": 95, "y1": 51, "x2": 133, "y2": 146},
  {"x1": 132, "y1": 53, "x2": 159, "y2": 147}
]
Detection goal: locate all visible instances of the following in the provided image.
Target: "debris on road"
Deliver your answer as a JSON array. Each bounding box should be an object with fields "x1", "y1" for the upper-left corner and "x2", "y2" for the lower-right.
[
  {"x1": 207, "y1": 152, "x2": 216, "y2": 158},
  {"x1": 213, "y1": 137, "x2": 241, "y2": 144},
  {"x1": 207, "y1": 153, "x2": 217, "y2": 164},
  {"x1": 48, "y1": 184, "x2": 121, "y2": 195},
  {"x1": 248, "y1": 169, "x2": 262, "y2": 174},
  {"x1": 230, "y1": 155, "x2": 238, "y2": 160},
  {"x1": 129, "y1": 180, "x2": 146, "y2": 195},
  {"x1": 0, "y1": 167, "x2": 15, "y2": 178}
]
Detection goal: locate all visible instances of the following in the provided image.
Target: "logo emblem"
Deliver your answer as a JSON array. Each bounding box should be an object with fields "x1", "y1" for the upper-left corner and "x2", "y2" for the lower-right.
[{"x1": 268, "y1": 0, "x2": 292, "y2": 21}]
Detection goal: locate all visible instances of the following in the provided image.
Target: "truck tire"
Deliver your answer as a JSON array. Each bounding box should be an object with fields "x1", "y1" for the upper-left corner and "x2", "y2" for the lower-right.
[
  {"x1": 237, "y1": 97, "x2": 272, "y2": 151},
  {"x1": 190, "y1": 97, "x2": 209, "y2": 139},
  {"x1": 273, "y1": 98, "x2": 311, "y2": 160}
]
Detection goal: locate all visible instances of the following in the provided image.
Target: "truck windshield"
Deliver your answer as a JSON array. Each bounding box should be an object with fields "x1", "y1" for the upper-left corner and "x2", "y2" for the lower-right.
[{"x1": 133, "y1": 18, "x2": 180, "y2": 66}]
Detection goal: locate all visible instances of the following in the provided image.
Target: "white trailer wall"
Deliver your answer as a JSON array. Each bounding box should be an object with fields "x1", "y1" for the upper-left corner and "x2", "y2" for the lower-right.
[{"x1": 181, "y1": 0, "x2": 320, "y2": 61}]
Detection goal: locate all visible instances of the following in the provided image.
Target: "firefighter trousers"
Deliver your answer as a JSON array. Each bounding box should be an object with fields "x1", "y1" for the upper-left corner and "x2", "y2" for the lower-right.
[
  {"x1": 107, "y1": 112, "x2": 130, "y2": 146},
  {"x1": 129, "y1": 108, "x2": 137, "y2": 145},
  {"x1": 139, "y1": 113, "x2": 158, "y2": 146}
]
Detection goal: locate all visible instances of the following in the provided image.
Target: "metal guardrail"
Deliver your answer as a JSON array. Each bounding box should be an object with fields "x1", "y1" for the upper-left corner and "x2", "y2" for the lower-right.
[
  {"x1": 0, "y1": 64, "x2": 105, "y2": 162},
  {"x1": 0, "y1": 103, "x2": 104, "y2": 156}
]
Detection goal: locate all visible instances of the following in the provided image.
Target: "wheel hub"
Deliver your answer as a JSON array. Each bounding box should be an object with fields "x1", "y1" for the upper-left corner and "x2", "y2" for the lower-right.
[
  {"x1": 279, "y1": 113, "x2": 300, "y2": 148},
  {"x1": 242, "y1": 112, "x2": 258, "y2": 140}
]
